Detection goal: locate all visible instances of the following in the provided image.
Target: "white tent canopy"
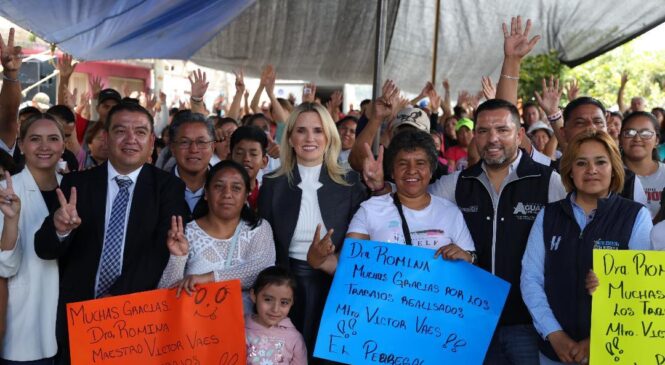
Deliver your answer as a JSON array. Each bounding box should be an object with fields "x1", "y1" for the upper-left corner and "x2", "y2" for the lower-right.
[{"x1": 1, "y1": 0, "x2": 663, "y2": 94}]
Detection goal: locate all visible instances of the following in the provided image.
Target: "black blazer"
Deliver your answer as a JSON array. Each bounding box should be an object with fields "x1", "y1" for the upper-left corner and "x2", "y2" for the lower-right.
[
  {"x1": 34, "y1": 162, "x2": 187, "y2": 362},
  {"x1": 258, "y1": 165, "x2": 367, "y2": 267}
]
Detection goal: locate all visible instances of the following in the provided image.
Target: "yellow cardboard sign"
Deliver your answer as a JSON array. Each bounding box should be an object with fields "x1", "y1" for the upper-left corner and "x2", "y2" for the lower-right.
[{"x1": 591, "y1": 250, "x2": 665, "y2": 365}]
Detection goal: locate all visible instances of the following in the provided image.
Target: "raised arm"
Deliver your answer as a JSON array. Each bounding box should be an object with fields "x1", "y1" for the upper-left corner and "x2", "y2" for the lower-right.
[
  {"x1": 440, "y1": 79, "x2": 452, "y2": 118},
  {"x1": 264, "y1": 66, "x2": 289, "y2": 123},
  {"x1": 410, "y1": 82, "x2": 433, "y2": 106},
  {"x1": 57, "y1": 53, "x2": 76, "y2": 106},
  {"x1": 348, "y1": 80, "x2": 399, "y2": 172},
  {"x1": 227, "y1": 70, "x2": 245, "y2": 121},
  {"x1": 0, "y1": 28, "x2": 22, "y2": 149},
  {"x1": 495, "y1": 16, "x2": 541, "y2": 105},
  {"x1": 326, "y1": 90, "x2": 343, "y2": 122},
  {"x1": 534, "y1": 76, "x2": 564, "y2": 152},
  {"x1": 617, "y1": 72, "x2": 628, "y2": 113},
  {"x1": 250, "y1": 65, "x2": 271, "y2": 113},
  {"x1": 189, "y1": 69, "x2": 209, "y2": 115}
]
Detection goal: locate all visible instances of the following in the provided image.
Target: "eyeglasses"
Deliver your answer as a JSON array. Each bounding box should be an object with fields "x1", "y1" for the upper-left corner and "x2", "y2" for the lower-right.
[
  {"x1": 174, "y1": 139, "x2": 214, "y2": 149},
  {"x1": 621, "y1": 129, "x2": 655, "y2": 139}
]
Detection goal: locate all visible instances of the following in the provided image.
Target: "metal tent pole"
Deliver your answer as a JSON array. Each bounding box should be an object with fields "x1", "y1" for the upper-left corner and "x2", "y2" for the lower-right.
[{"x1": 371, "y1": 0, "x2": 387, "y2": 154}]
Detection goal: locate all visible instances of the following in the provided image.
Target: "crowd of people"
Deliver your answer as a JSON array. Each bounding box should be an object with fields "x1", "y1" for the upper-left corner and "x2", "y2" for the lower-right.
[{"x1": 0, "y1": 15, "x2": 663, "y2": 365}]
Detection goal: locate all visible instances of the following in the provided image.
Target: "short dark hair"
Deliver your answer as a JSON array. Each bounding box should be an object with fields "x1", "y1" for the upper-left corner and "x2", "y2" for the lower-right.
[
  {"x1": 251, "y1": 266, "x2": 297, "y2": 300},
  {"x1": 216, "y1": 117, "x2": 238, "y2": 130},
  {"x1": 197, "y1": 160, "x2": 260, "y2": 228},
  {"x1": 85, "y1": 121, "x2": 106, "y2": 145},
  {"x1": 523, "y1": 102, "x2": 539, "y2": 112},
  {"x1": 0, "y1": 149, "x2": 17, "y2": 175},
  {"x1": 474, "y1": 99, "x2": 521, "y2": 128},
  {"x1": 46, "y1": 105, "x2": 75, "y2": 124},
  {"x1": 168, "y1": 110, "x2": 213, "y2": 142},
  {"x1": 384, "y1": 129, "x2": 438, "y2": 180},
  {"x1": 360, "y1": 99, "x2": 371, "y2": 108},
  {"x1": 105, "y1": 101, "x2": 154, "y2": 131},
  {"x1": 336, "y1": 116, "x2": 358, "y2": 128},
  {"x1": 563, "y1": 97, "x2": 606, "y2": 125},
  {"x1": 18, "y1": 106, "x2": 41, "y2": 120},
  {"x1": 230, "y1": 126, "x2": 268, "y2": 155},
  {"x1": 246, "y1": 113, "x2": 271, "y2": 128}
]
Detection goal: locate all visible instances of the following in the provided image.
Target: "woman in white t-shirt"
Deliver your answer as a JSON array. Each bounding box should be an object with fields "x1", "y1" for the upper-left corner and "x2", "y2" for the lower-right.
[
  {"x1": 308, "y1": 129, "x2": 476, "y2": 273},
  {"x1": 620, "y1": 111, "x2": 665, "y2": 218}
]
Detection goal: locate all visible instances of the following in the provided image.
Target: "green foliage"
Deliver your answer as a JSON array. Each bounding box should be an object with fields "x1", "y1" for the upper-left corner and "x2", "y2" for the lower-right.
[
  {"x1": 519, "y1": 43, "x2": 665, "y2": 110},
  {"x1": 518, "y1": 50, "x2": 568, "y2": 103},
  {"x1": 567, "y1": 43, "x2": 665, "y2": 109}
]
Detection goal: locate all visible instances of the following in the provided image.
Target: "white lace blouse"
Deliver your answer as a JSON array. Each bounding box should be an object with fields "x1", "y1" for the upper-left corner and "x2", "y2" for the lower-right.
[{"x1": 158, "y1": 219, "x2": 276, "y2": 290}]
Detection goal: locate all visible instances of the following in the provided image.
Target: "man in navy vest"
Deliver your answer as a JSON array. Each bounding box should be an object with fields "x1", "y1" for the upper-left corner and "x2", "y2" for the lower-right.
[
  {"x1": 429, "y1": 99, "x2": 567, "y2": 364},
  {"x1": 549, "y1": 96, "x2": 648, "y2": 205}
]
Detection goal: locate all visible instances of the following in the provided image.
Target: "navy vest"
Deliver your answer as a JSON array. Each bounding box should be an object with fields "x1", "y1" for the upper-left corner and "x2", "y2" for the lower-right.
[
  {"x1": 455, "y1": 152, "x2": 553, "y2": 325},
  {"x1": 539, "y1": 193, "x2": 641, "y2": 361}
]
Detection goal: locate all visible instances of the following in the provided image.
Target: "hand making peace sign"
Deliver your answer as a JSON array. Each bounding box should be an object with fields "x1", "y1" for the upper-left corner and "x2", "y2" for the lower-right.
[{"x1": 54, "y1": 187, "x2": 81, "y2": 235}]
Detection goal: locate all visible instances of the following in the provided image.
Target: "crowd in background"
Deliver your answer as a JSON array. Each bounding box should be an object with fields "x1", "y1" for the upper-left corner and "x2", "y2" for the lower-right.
[{"x1": 0, "y1": 15, "x2": 663, "y2": 365}]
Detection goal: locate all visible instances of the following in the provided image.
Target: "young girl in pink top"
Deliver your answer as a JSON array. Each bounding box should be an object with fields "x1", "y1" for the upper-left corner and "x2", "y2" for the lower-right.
[{"x1": 246, "y1": 266, "x2": 307, "y2": 365}]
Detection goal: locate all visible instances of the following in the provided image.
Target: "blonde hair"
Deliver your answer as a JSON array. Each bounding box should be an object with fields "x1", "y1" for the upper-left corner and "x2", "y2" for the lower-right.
[
  {"x1": 559, "y1": 130, "x2": 624, "y2": 194},
  {"x1": 273, "y1": 102, "x2": 348, "y2": 185}
]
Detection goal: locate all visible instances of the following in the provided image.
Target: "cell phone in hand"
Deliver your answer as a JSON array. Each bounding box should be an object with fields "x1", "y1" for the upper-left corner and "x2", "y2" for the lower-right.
[{"x1": 303, "y1": 87, "x2": 312, "y2": 95}]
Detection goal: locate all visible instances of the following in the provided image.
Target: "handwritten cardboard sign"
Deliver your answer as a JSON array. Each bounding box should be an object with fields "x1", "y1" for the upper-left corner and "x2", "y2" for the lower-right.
[
  {"x1": 314, "y1": 239, "x2": 510, "y2": 364},
  {"x1": 67, "y1": 280, "x2": 245, "y2": 365},
  {"x1": 591, "y1": 250, "x2": 665, "y2": 365}
]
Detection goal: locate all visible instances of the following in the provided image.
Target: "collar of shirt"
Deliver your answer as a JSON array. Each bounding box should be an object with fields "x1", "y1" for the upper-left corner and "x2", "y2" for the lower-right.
[
  {"x1": 174, "y1": 165, "x2": 206, "y2": 195},
  {"x1": 108, "y1": 162, "x2": 143, "y2": 185},
  {"x1": 569, "y1": 191, "x2": 613, "y2": 228}
]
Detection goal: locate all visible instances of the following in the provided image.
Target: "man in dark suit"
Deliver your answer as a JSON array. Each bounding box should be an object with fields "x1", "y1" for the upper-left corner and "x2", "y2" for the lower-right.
[{"x1": 35, "y1": 102, "x2": 187, "y2": 365}]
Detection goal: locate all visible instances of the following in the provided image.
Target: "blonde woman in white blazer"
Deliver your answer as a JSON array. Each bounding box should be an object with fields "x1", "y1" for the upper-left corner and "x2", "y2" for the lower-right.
[{"x1": 0, "y1": 114, "x2": 65, "y2": 363}]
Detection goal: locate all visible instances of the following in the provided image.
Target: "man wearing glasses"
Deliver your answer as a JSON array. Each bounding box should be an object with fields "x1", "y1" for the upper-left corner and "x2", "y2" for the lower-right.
[{"x1": 168, "y1": 110, "x2": 216, "y2": 218}]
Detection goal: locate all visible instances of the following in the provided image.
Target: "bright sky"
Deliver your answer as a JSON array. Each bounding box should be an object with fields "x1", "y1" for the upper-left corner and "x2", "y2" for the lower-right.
[{"x1": 634, "y1": 23, "x2": 665, "y2": 51}]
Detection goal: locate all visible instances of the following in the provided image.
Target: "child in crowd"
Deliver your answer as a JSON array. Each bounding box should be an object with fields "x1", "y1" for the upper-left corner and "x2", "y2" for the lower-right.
[
  {"x1": 443, "y1": 117, "x2": 474, "y2": 171},
  {"x1": 246, "y1": 266, "x2": 307, "y2": 365}
]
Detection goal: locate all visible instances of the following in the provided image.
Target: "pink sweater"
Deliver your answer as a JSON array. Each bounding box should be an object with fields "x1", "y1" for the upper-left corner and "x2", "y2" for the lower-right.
[{"x1": 245, "y1": 314, "x2": 308, "y2": 365}]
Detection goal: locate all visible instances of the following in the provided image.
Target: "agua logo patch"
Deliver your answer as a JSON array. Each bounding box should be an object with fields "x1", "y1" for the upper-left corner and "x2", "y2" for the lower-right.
[{"x1": 512, "y1": 202, "x2": 544, "y2": 221}]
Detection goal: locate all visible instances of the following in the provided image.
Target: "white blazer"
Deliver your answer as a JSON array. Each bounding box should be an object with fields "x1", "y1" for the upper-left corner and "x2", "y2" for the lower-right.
[{"x1": 0, "y1": 167, "x2": 61, "y2": 360}]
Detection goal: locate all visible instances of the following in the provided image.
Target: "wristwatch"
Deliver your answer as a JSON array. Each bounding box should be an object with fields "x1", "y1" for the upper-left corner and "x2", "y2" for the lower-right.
[{"x1": 466, "y1": 250, "x2": 478, "y2": 264}]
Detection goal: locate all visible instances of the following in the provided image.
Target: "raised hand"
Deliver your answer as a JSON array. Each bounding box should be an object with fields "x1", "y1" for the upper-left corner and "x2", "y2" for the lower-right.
[
  {"x1": 145, "y1": 92, "x2": 158, "y2": 115},
  {"x1": 302, "y1": 82, "x2": 316, "y2": 103},
  {"x1": 620, "y1": 71, "x2": 629, "y2": 88},
  {"x1": 442, "y1": 79, "x2": 450, "y2": 93},
  {"x1": 266, "y1": 134, "x2": 280, "y2": 159},
  {"x1": 57, "y1": 53, "x2": 76, "y2": 79},
  {"x1": 565, "y1": 79, "x2": 579, "y2": 101},
  {"x1": 326, "y1": 90, "x2": 343, "y2": 118},
  {"x1": 502, "y1": 16, "x2": 541, "y2": 59},
  {"x1": 434, "y1": 243, "x2": 472, "y2": 263},
  {"x1": 264, "y1": 66, "x2": 277, "y2": 97},
  {"x1": 234, "y1": 69, "x2": 246, "y2": 94},
  {"x1": 260, "y1": 64, "x2": 274, "y2": 86},
  {"x1": 54, "y1": 187, "x2": 81, "y2": 235},
  {"x1": 307, "y1": 224, "x2": 335, "y2": 269},
  {"x1": 0, "y1": 28, "x2": 22, "y2": 74},
  {"x1": 0, "y1": 172, "x2": 20, "y2": 219},
  {"x1": 425, "y1": 86, "x2": 440, "y2": 112},
  {"x1": 166, "y1": 215, "x2": 188, "y2": 257},
  {"x1": 370, "y1": 79, "x2": 399, "y2": 121},
  {"x1": 189, "y1": 69, "x2": 209, "y2": 100},
  {"x1": 362, "y1": 143, "x2": 385, "y2": 191},
  {"x1": 419, "y1": 82, "x2": 434, "y2": 98},
  {"x1": 481, "y1": 76, "x2": 496, "y2": 100},
  {"x1": 90, "y1": 75, "x2": 104, "y2": 99},
  {"x1": 63, "y1": 87, "x2": 78, "y2": 110},
  {"x1": 534, "y1": 76, "x2": 562, "y2": 116}
]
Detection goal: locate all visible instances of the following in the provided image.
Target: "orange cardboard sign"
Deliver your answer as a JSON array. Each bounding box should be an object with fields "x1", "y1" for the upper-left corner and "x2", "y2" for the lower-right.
[{"x1": 67, "y1": 280, "x2": 245, "y2": 365}]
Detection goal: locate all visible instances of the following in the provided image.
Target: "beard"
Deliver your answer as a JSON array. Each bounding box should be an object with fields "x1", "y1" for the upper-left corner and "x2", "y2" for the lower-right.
[{"x1": 481, "y1": 143, "x2": 518, "y2": 167}]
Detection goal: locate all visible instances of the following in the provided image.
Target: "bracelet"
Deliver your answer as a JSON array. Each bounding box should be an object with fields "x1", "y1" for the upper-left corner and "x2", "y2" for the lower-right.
[
  {"x1": 500, "y1": 74, "x2": 519, "y2": 80},
  {"x1": 2, "y1": 74, "x2": 19, "y2": 83},
  {"x1": 547, "y1": 111, "x2": 563, "y2": 122},
  {"x1": 190, "y1": 95, "x2": 203, "y2": 102}
]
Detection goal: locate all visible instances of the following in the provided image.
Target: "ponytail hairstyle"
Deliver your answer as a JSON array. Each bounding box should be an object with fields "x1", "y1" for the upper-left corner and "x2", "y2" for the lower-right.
[{"x1": 195, "y1": 160, "x2": 260, "y2": 229}]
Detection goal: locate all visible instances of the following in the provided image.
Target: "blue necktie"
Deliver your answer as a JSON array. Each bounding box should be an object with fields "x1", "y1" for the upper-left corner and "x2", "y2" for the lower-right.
[{"x1": 96, "y1": 176, "x2": 133, "y2": 298}]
